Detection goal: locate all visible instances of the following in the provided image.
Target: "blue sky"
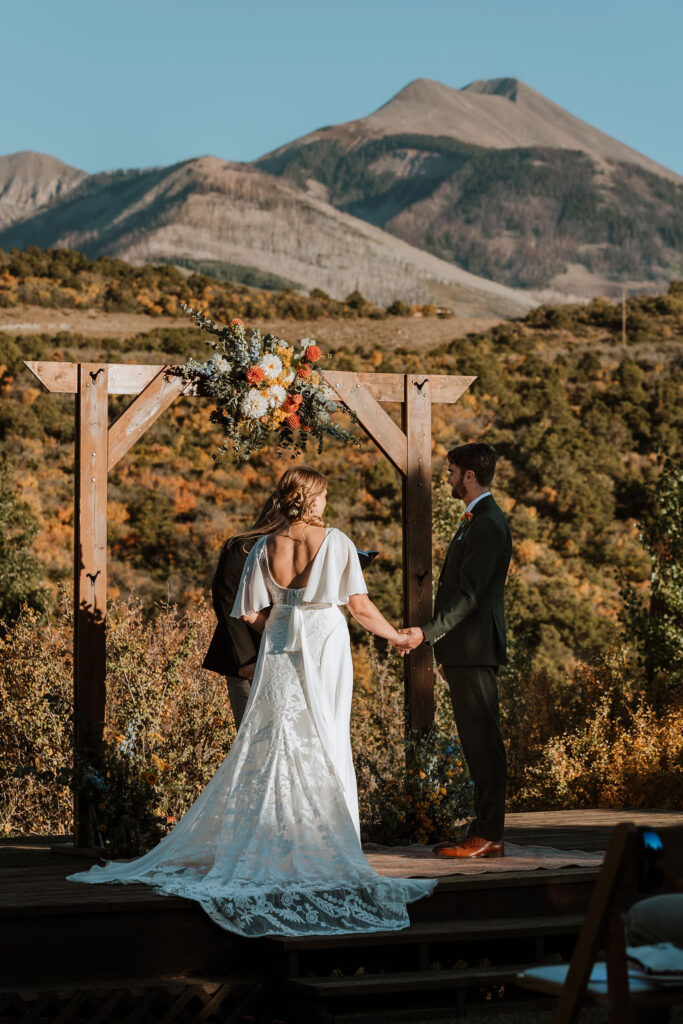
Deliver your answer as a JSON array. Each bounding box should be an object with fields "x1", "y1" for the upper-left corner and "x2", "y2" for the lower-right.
[{"x1": 2, "y1": 0, "x2": 682, "y2": 175}]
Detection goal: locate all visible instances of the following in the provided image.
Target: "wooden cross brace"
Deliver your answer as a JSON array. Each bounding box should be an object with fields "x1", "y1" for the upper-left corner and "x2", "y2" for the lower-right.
[{"x1": 25, "y1": 360, "x2": 475, "y2": 847}]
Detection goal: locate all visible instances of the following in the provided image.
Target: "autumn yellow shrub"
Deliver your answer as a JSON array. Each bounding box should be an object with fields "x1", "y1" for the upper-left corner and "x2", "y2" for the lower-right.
[
  {"x1": 2, "y1": 595, "x2": 680, "y2": 852},
  {"x1": 518, "y1": 699, "x2": 683, "y2": 810},
  {"x1": 503, "y1": 647, "x2": 683, "y2": 811},
  {"x1": 0, "y1": 589, "x2": 235, "y2": 847}
]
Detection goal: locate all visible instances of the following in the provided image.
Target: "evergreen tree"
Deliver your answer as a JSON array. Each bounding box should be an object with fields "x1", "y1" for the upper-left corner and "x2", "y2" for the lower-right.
[{"x1": 624, "y1": 456, "x2": 683, "y2": 708}]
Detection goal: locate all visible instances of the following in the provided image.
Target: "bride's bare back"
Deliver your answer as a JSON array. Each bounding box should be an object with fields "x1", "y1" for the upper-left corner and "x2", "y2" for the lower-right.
[{"x1": 266, "y1": 525, "x2": 328, "y2": 589}]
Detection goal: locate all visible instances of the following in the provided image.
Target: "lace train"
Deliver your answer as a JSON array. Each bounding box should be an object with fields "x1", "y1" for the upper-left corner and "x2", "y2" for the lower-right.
[{"x1": 68, "y1": 530, "x2": 437, "y2": 935}]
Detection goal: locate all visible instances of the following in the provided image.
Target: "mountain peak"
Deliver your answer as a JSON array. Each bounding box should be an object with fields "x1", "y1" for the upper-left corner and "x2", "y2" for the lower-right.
[
  {"x1": 270, "y1": 77, "x2": 679, "y2": 184},
  {"x1": 461, "y1": 77, "x2": 522, "y2": 101},
  {"x1": 0, "y1": 151, "x2": 88, "y2": 229}
]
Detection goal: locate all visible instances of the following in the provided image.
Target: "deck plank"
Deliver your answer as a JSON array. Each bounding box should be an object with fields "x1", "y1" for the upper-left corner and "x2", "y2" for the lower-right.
[{"x1": 2, "y1": 810, "x2": 681, "y2": 913}]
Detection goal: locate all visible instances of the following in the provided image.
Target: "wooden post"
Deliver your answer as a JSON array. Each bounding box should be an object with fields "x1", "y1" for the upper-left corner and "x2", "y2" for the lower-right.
[
  {"x1": 402, "y1": 374, "x2": 434, "y2": 737},
  {"x1": 73, "y1": 364, "x2": 108, "y2": 848}
]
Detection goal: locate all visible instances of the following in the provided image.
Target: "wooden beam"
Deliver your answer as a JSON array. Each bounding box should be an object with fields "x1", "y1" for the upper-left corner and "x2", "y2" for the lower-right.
[
  {"x1": 108, "y1": 369, "x2": 189, "y2": 472},
  {"x1": 24, "y1": 361, "x2": 168, "y2": 395},
  {"x1": 324, "y1": 372, "x2": 408, "y2": 476},
  {"x1": 74, "y1": 364, "x2": 109, "y2": 848},
  {"x1": 402, "y1": 375, "x2": 435, "y2": 737},
  {"x1": 325, "y1": 371, "x2": 476, "y2": 404},
  {"x1": 25, "y1": 361, "x2": 476, "y2": 405}
]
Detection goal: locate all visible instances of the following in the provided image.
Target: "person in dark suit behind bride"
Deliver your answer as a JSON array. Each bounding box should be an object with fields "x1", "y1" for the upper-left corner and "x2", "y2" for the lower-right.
[{"x1": 202, "y1": 496, "x2": 280, "y2": 728}]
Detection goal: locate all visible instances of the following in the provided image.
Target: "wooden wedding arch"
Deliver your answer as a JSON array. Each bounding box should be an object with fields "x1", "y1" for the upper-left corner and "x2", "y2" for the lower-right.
[{"x1": 25, "y1": 358, "x2": 475, "y2": 848}]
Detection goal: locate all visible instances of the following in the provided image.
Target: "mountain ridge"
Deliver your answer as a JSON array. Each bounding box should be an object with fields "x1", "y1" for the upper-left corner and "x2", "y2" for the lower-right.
[
  {"x1": 1, "y1": 77, "x2": 681, "y2": 305},
  {"x1": 0, "y1": 154, "x2": 544, "y2": 316},
  {"x1": 261, "y1": 77, "x2": 681, "y2": 184}
]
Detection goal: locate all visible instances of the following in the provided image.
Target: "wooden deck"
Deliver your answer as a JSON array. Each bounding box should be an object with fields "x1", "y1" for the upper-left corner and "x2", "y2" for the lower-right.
[{"x1": 2, "y1": 809, "x2": 682, "y2": 1022}]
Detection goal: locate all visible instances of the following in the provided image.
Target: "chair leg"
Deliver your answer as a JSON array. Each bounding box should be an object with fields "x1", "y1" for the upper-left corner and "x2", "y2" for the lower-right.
[{"x1": 606, "y1": 910, "x2": 630, "y2": 1024}]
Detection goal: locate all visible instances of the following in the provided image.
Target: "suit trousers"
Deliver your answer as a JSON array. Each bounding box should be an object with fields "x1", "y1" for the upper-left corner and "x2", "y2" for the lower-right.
[
  {"x1": 225, "y1": 675, "x2": 251, "y2": 731},
  {"x1": 442, "y1": 664, "x2": 507, "y2": 841}
]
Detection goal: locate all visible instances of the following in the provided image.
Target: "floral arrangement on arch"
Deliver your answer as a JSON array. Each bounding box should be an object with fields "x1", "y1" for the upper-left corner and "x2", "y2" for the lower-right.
[{"x1": 179, "y1": 305, "x2": 360, "y2": 461}]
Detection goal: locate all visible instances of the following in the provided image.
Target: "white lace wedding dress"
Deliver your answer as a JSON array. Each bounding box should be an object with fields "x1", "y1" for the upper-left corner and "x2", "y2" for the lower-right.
[{"x1": 68, "y1": 527, "x2": 436, "y2": 936}]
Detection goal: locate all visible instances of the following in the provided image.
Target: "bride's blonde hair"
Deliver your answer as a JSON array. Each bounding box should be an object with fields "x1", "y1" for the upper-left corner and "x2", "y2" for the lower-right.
[{"x1": 274, "y1": 466, "x2": 327, "y2": 526}]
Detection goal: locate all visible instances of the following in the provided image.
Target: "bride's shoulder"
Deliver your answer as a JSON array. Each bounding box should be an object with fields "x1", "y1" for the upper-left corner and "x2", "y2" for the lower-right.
[{"x1": 326, "y1": 527, "x2": 354, "y2": 551}]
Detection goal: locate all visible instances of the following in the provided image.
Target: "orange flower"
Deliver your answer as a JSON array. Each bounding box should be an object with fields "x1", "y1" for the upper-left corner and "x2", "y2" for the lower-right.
[
  {"x1": 297, "y1": 363, "x2": 311, "y2": 378},
  {"x1": 285, "y1": 412, "x2": 301, "y2": 430},
  {"x1": 304, "y1": 344, "x2": 322, "y2": 363},
  {"x1": 460, "y1": 511, "x2": 474, "y2": 523},
  {"x1": 283, "y1": 393, "x2": 302, "y2": 412},
  {"x1": 246, "y1": 366, "x2": 265, "y2": 384},
  {"x1": 302, "y1": 425, "x2": 312, "y2": 433},
  {"x1": 229, "y1": 318, "x2": 244, "y2": 328}
]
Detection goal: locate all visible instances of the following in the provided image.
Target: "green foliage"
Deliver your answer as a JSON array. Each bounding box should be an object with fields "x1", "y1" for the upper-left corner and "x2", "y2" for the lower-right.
[
  {"x1": 622, "y1": 456, "x2": 683, "y2": 708},
  {"x1": 386, "y1": 299, "x2": 413, "y2": 317},
  {"x1": 0, "y1": 247, "x2": 414, "y2": 319},
  {"x1": 172, "y1": 256, "x2": 302, "y2": 293},
  {"x1": 0, "y1": 456, "x2": 48, "y2": 626}
]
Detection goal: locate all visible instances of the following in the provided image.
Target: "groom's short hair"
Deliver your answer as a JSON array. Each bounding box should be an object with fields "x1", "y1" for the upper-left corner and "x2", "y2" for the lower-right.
[{"x1": 447, "y1": 443, "x2": 496, "y2": 486}]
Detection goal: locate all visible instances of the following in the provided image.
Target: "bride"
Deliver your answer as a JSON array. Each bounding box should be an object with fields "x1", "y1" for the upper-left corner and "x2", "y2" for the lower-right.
[{"x1": 69, "y1": 467, "x2": 436, "y2": 936}]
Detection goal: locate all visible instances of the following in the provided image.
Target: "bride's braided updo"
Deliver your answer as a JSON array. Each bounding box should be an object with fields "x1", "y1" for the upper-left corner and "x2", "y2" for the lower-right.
[{"x1": 274, "y1": 466, "x2": 327, "y2": 526}]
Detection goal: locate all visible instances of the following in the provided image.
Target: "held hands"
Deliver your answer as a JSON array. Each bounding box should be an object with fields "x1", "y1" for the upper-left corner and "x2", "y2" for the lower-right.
[{"x1": 392, "y1": 626, "x2": 425, "y2": 655}]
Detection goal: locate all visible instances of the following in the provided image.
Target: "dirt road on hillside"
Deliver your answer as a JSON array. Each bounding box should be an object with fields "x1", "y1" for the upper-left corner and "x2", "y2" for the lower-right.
[{"x1": 0, "y1": 305, "x2": 504, "y2": 350}]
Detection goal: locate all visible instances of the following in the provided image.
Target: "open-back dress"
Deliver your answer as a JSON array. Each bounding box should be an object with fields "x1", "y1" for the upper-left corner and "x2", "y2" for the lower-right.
[{"x1": 68, "y1": 527, "x2": 436, "y2": 936}]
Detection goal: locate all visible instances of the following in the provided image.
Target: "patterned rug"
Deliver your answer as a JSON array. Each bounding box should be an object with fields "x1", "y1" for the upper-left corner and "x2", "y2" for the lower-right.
[{"x1": 363, "y1": 843, "x2": 603, "y2": 878}]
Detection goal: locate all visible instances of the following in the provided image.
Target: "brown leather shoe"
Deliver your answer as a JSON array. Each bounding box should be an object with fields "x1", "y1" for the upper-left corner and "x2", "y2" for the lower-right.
[
  {"x1": 432, "y1": 821, "x2": 477, "y2": 854},
  {"x1": 434, "y1": 836, "x2": 504, "y2": 859}
]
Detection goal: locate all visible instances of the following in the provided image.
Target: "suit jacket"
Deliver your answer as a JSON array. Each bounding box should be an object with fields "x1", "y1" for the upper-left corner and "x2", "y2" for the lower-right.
[
  {"x1": 422, "y1": 495, "x2": 512, "y2": 667},
  {"x1": 203, "y1": 538, "x2": 262, "y2": 677}
]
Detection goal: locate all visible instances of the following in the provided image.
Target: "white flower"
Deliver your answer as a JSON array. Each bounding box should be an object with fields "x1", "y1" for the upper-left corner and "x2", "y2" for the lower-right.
[
  {"x1": 300, "y1": 337, "x2": 313, "y2": 348},
  {"x1": 258, "y1": 354, "x2": 283, "y2": 381},
  {"x1": 282, "y1": 368, "x2": 295, "y2": 385},
  {"x1": 263, "y1": 384, "x2": 287, "y2": 408},
  {"x1": 240, "y1": 390, "x2": 269, "y2": 419},
  {"x1": 211, "y1": 355, "x2": 232, "y2": 375}
]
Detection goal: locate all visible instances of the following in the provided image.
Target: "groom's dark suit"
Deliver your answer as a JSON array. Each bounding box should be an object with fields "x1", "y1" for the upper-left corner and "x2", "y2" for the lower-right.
[
  {"x1": 203, "y1": 538, "x2": 262, "y2": 728},
  {"x1": 421, "y1": 494, "x2": 511, "y2": 840}
]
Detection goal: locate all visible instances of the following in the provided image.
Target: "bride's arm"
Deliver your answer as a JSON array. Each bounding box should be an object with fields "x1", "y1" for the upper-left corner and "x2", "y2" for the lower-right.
[
  {"x1": 241, "y1": 609, "x2": 270, "y2": 633},
  {"x1": 346, "y1": 593, "x2": 402, "y2": 644}
]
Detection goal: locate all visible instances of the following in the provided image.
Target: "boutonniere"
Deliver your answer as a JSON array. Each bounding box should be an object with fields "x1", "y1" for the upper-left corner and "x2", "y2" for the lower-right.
[{"x1": 460, "y1": 512, "x2": 474, "y2": 524}]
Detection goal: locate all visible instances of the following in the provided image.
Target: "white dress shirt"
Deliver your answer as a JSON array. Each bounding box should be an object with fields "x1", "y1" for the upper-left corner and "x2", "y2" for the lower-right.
[{"x1": 465, "y1": 491, "x2": 491, "y2": 514}]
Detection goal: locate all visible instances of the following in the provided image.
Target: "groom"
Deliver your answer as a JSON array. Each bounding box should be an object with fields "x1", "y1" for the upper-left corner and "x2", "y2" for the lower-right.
[{"x1": 397, "y1": 443, "x2": 512, "y2": 858}]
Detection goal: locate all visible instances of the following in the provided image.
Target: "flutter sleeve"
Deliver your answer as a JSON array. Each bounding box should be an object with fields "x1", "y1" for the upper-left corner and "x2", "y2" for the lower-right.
[
  {"x1": 231, "y1": 538, "x2": 271, "y2": 618},
  {"x1": 302, "y1": 528, "x2": 368, "y2": 605}
]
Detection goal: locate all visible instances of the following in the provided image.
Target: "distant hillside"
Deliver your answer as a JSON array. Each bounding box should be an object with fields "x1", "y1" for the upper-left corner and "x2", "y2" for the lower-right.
[
  {"x1": 0, "y1": 152, "x2": 86, "y2": 230},
  {"x1": 257, "y1": 78, "x2": 683, "y2": 295},
  {"x1": 2, "y1": 78, "x2": 681, "y2": 303},
  {"x1": 0, "y1": 156, "x2": 538, "y2": 317},
  {"x1": 0, "y1": 245, "x2": 473, "y2": 321}
]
